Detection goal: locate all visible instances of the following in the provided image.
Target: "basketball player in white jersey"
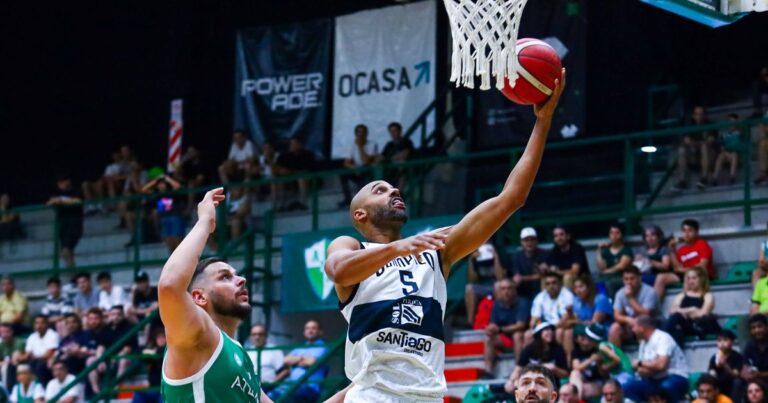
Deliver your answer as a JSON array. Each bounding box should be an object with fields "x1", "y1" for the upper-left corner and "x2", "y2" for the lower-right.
[{"x1": 325, "y1": 70, "x2": 566, "y2": 402}]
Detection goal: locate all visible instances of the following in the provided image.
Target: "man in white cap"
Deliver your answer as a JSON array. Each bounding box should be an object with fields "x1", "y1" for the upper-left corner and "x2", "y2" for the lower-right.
[{"x1": 506, "y1": 227, "x2": 548, "y2": 301}]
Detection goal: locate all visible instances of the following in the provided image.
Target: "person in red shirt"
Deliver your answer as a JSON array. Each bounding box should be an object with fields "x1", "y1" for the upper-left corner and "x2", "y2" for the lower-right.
[{"x1": 659, "y1": 219, "x2": 715, "y2": 301}]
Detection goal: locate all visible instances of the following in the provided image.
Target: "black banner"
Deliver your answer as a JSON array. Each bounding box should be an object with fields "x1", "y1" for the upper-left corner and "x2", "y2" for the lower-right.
[
  {"x1": 473, "y1": 0, "x2": 587, "y2": 149},
  {"x1": 233, "y1": 20, "x2": 331, "y2": 155}
]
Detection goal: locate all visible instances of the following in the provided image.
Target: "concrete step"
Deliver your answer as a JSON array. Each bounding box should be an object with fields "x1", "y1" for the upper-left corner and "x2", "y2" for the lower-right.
[{"x1": 0, "y1": 231, "x2": 133, "y2": 261}]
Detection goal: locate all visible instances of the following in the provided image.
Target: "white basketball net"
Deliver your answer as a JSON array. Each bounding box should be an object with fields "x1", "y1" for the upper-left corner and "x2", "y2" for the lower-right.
[{"x1": 443, "y1": 0, "x2": 529, "y2": 90}]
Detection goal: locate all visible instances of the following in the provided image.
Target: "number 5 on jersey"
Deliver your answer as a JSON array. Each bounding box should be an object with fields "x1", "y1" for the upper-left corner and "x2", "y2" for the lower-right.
[{"x1": 399, "y1": 270, "x2": 419, "y2": 295}]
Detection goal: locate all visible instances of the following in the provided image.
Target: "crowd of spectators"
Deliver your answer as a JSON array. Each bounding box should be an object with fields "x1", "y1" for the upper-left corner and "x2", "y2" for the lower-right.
[
  {"x1": 468, "y1": 216, "x2": 768, "y2": 402},
  {"x1": 0, "y1": 271, "x2": 161, "y2": 402}
]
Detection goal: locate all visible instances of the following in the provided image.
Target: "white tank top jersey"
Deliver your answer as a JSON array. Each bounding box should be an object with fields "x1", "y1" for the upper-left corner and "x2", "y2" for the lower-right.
[{"x1": 339, "y1": 241, "x2": 448, "y2": 401}]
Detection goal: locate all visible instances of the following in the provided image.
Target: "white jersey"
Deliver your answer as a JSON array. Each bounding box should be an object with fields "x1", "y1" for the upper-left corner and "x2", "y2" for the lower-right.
[{"x1": 340, "y1": 241, "x2": 447, "y2": 402}]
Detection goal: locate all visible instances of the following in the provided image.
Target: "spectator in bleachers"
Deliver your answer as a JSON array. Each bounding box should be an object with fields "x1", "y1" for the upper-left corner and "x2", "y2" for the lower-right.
[
  {"x1": 746, "y1": 379, "x2": 767, "y2": 403},
  {"x1": 600, "y1": 379, "x2": 630, "y2": 403},
  {"x1": 44, "y1": 360, "x2": 82, "y2": 403},
  {"x1": 0, "y1": 323, "x2": 24, "y2": 392},
  {"x1": 466, "y1": 243, "x2": 504, "y2": 326},
  {"x1": 246, "y1": 324, "x2": 286, "y2": 389},
  {"x1": 578, "y1": 324, "x2": 634, "y2": 391},
  {"x1": 218, "y1": 130, "x2": 258, "y2": 184},
  {"x1": 633, "y1": 225, "x2": 671, "y2": 290},
  {"x1": 274, "y1": 137, "x2": 316, "y2": 211},
  {"x1": 662, "y1": 266, "x2": 719, "y2": 345},
  {"x1": 673, "y1": 105, "x2": 717, "y2": 191},
  {"x1": 105, "y1": 306, "x2": 136, "y2": 379},
  {"x1": 596, "y1": 224, "x2": 633, "y2": 297},
  {"x1": 664, "y1": 218, "x2": 715, "y2": 300},
  {"x1": 558, "y1": 383, "x2": 581, "y2": 403},
  {"x1": 226, "y1": 185, "x2": 252, "y2": 241},
  {"x1": 96, "y1": 272, "x2": 126, "y2": 311},
  {"x1": 9, "y1": 364, "x2": 44, "y2": 403},
  {"x1": 529, "y1": 272, "x2": 576, "y2": 355},
  {"x1": 72, "y1": 273, "x2": 99, "y2": 316},
  {"x1": 142, "y1": 175, "x2": 186, "y2": 253},
  {"x1": 609, "y1": 266, "x2": 658, "y2": 347},
  {"x1": 484, "y1": 279, "x2": 530, "y2": 370},
  {"x1": 269, "y1": 320, "x2": 328, "y2": 402},
  {"x1": 41, "y1": 277, "x2": 73, "y2": 332},
  {"x1": 83, "y1": 308, "x2": 112, "y2": 394},
  {"x1": 507, "y1": 227, "x2": 547, "y2": 302},
  {"x1": 381, "y1": 122, "x2": 414, "y2": 187},
  {"x1": 0, "y1": 194, "x2": 23, "y2": 242},
  {"x1": 174, "y1": 146, "x2": 206, "y2": 215},
  {"x1": 569, "y1": 326, "x2": 605, "y2": 400},
  {"x1": 81, "y1": 151, "x2": 129, "y2": 215},
  {"x1": 338, "y1": 124, "x2": 379, "y2": 208},
  {"x1": 132, "y1": 327, "x2": 165, "y2": 403},
  {"x1": 121, "y1": 162, "x2": 151, "y2": 239},
  {"x1": 712, "y1": 114, "x2": 742, "y2": 186},
  {"x1": 694, "y1": 374, "x2": 734, "y2": 403},
  {"x1": 19, "y1": 315, "x2": 58, "y2": 385},
  {"x1": 623, "y1": 315, "x2": 689, "y2": 403},
  {"x1": 709, "y1": 330, "x2": 745, "y2": 403},
  {"x1": 0, "y1": 277, "x2": 27, "y2": 334},
  {"x1": 47, "y1": 174, "x2": 83, "y2": 268},
  {"x1": 742, "y1": 314, "x2": 768, "y2": 386},
  {"x1": 752, "y1": 67, "x2": 768, "y2": 118},
  {"x1": 754, "y1": 222, "x2": 768, "y2": 286},
  {"x1": 756, "y1": 125, "x2": 768, "y2": 186},
  {"x1": 56, "y1": 314, "x2": 87, "y2": 376},
  {"x1": 259, "y1": 141, "x2": 279, "y2": 203},
  {"x1": 545, "y1": 225, "x2": 590, "y2": 289},
  {"x1": 753, "y1": 253, "x2": 768, "y2": 313},
  {"x1": 127, "y1": 271, "x2": 157, "y2": 323},
  {"x1": 508, "y1": 322, "x2": 569, "y2": 385},
  {"x1": 569, "y1": 274, "x2": 613, "y2": 328}
]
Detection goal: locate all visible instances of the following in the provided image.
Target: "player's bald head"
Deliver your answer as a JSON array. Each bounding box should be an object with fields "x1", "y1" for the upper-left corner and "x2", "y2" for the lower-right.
[{"x1": 349, "y1": 181, "x2": 407, "y2": 234}]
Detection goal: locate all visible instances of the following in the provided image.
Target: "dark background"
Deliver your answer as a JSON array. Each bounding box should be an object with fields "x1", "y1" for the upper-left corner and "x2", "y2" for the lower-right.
[{"x1": 1, "y1": 0, "x2": 766, "y2": 204}]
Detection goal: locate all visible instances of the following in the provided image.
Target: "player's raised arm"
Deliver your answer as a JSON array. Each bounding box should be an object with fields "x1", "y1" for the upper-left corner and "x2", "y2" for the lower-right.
[
  {"x1": 441, "y1": 69, "x2": 566, "y2": 272},
  {"x1": 158, "y1": 188, "x2": 225, "y2": 348}
]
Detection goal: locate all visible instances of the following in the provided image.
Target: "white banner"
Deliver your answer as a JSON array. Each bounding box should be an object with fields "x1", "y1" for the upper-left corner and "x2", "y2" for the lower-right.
[{"x1": 332, "y1": 0, "x2": 436, "y2": 159}]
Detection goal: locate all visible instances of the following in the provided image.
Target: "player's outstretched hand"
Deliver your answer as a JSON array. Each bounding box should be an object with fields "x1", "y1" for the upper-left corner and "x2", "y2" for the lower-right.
[
  {"x1": 394, "y1": 230, "x2": 448, "y2": 261},
  {"x1": 534, "y1": 68, "x2": 566, "y2": 120},
  {"x1": 198, "y1": 187, "x2": 225, "y2": 233}
]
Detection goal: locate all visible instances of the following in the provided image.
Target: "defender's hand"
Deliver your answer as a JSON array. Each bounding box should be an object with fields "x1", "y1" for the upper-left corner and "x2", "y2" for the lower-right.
[
  {"x1": 198, "y1": 188, "x2": 225, "y2": 233},
  {"x1": 534, "y1": 68, "x2": 566, "y2": 120}
]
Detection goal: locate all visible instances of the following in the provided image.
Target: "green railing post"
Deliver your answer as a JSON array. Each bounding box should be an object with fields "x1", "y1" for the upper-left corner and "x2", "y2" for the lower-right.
[
  {"x1": 52, "y1": 208, "x2": 60, "y2": 272},
  {"x1": 132, "y1": 203, "x2": 142, "y2": 277},
  {"x1": 743, "y1": 122, "x2": 752, "y2": 226},
  {"x1": 311, "y1": 177, "x2": 319, "y2": 231},
  {"x1": 264, "y1": 210, "x2": 274, "y2": 330},
  {"x1": 624, "y1": 138, "x2": 636, "y2": 234}
]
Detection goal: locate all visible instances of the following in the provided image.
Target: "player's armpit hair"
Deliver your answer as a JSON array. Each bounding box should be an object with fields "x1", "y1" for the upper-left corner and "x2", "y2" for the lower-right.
[{"x1": 188, "y1": 257, "x2": 227, "y2": 292}]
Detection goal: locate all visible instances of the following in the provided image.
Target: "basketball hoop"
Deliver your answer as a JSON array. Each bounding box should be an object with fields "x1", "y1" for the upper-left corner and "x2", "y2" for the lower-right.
[{"x1": 442, "y1": 0, "x2": 529, "y2": 90}]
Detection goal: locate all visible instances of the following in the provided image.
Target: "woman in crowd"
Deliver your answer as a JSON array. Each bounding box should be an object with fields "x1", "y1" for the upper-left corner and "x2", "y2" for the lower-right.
[
  {"x1": 570, "y1": 274, "x2": 613, "y2": 327},
  {"x1": 506, "y1": 322, "x2": 569, "y2": 386},
  {"x1": 747, "y1": 380, "x2": 768, "y2": 403},
  {"x1": 634, "y1": 226, "x2": 672, "y2": 294},
  {"x1": 662, "y1": 266, "x2": 720, "y2": 345}
]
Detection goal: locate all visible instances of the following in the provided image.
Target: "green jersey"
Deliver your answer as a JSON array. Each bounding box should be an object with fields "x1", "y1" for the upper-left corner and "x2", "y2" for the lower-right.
[
  {"x1": 600, "y1": 341, "x2": 633, "y2": 375},
  {"x1": 162, "y1": 330, "x2": 261, "y2": 402}
]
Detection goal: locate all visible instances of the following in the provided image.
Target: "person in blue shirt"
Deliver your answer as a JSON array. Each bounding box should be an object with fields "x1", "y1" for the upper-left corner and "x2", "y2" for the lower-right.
[
  {"x1": 484, "y1": 279, "x2": 530, "y2": 370},
  {"x1": 269, "y1": 320, "x2": 328, "y2": 402},
  {"x1": 570, "y1": 274, "x2": 613, "y2": 327}
]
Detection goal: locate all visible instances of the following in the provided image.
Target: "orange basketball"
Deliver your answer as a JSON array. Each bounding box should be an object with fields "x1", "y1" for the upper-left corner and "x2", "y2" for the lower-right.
[{"x1": 501, "y1": 38, "x2": 563, "y2": 105}]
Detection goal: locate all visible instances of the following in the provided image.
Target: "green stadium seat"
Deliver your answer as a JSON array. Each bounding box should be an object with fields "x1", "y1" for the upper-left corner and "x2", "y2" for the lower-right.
[
  {"x1": 463, "y1": 384, "x2": 494, "y2": 403},
  {"x1": 688, "y1": 372, "x2": 703, "y2": 393},
  {"x1": 725, "y1": 262, "x2": 756, "y2": 283},
  {"x1": 723, "y1": 316, "x2": 744, "y2": 335}
]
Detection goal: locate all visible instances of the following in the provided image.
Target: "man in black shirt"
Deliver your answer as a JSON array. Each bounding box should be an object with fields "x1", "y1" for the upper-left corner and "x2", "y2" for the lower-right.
[
  {"x1": 106, "y1": 305, "x2": 138, "y2": 380},
  {"x1": 84, "y1": 308, "x2": 111, "y2": 394},
  {"x1": 507, "y1": 227, "x2": 548, "y2": 301},
  {"x1": 708, "y1": 330, "x2": 744, "y2": 402},
  {"x1": 47, "y1": 175, "x2": 83, "y2": 268},
  {"x1": 380, "y1": 122, "x2": 414, "y2": 186},
  {"x1": 742, "y1": 314, "x2": 768, "y2": 386},
  {"x1": 275, "y1": 137, "x2": 316, "y2": 211},
  {"x1": 545, "y1": 225, "x2": 590, "y2": 288}
]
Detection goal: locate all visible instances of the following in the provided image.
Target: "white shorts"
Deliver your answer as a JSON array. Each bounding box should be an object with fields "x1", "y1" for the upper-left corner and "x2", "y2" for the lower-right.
[{"x1": 344, "y1": 384, "x2": 442, "y2": 403}]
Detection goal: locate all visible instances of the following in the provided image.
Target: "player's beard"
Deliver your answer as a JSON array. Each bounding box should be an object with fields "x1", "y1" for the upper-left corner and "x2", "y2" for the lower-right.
[
  {"x1": 210, "y1": 291, "x2": 252, "y2": 320},
  {"x1": 518, "y1": 396, "x2": 551, "y2": 403},
  {"x1": 370, "y1": 203, "x2": 407, "y2": 228}
]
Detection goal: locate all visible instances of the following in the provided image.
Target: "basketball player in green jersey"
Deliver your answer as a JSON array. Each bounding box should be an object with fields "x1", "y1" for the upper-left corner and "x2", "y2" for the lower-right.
[{"x1": 159, "y1": 189, "x2": 348, "y2": 402}]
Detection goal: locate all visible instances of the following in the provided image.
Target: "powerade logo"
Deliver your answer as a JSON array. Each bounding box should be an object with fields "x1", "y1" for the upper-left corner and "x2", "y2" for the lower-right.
[
  {"x1": 337, "y1": 61, "x2": 430, "y2": 98},
  {"x1": 376, "y1": 330, "x2": 432, "y2": 355},
  {"x1": 240, "y1": 72, "x2": 324, "y2": 111}
]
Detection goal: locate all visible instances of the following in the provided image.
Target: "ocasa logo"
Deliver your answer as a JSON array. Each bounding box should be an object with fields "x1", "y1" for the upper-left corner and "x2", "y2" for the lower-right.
[{"x1": 337, "y1": 61, "x2": 430, "y2": 98}]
